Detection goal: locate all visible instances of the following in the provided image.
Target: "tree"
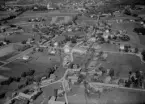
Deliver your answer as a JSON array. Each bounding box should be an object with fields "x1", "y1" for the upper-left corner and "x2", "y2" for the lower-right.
[
  {"x1": 78, "y1": 74, "x2": 85, "y2": 84},
  {"x1": 26, "y1": 76, "x2": 34, "y2": 85},
  {"x1": 35, "y1": 77, "x2": 41, "y2": 83},
  {"x1": 21, "y1": 40, "x2": 27, "y2": 44},
  {"x1": 141, "y1": 50, "x2": 145, "y2": 61},
  {"x1": 14, "y1": 77, "x2": 21, "y2": 82},
  {"x1": 71, "y1": 38, "x2": 77, "y2": 43},
  {"x1": 109, "y1": 69, "x2": 114, "y2": 78},
  {"x1": 27, "y1": 69, "x2": 35, "y2": 76},
  {"x1": 21, "y1": 72, "x2": 27, "y2": 77},
  {"x1": 123, "y1": 8, "x2": 131, "y2": 15},
  {"x1": 18, "y1": 84, "x2": 25, "y2": 89},
  {"x1": 0, "y1": 92, "x2": 5, "y2": 99}
]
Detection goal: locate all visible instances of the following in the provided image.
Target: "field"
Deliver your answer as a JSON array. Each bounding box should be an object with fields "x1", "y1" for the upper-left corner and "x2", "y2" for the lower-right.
[
  {"x1": 0, "y1": 32, "x2": 32, "y2": 43},
  {"x1": 138, "y1": 35, "x2": 145, "y2": 46},
  {"x1": 0, "y1": 51, "x2": 18, "y2": 61},
  {"x1": 0, "y1": 53, "x2": 61, "y2": 77},
  {"x1": 97, "y1": 53, "x2": 145, "y2": 78},
  {"x1": 0, "y1": 44, "x2": 15, "y2": 58},
  {"x1": 97, "y1": 87, "x2": 145, "y2": 104},
  {"x1": 67, "y1": 84, "x2": 145, "y2": 104}
]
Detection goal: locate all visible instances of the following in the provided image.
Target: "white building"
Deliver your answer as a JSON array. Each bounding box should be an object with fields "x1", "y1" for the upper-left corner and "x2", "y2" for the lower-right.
[
  {"x1": 119, "y1": 44, "x2": 125, "y2": 50},
  {"x1": 63, "y1": 43, "x2": 71, "y2": 54},
  {"x1": 71, "y1": 68, "x2": 81, "y2": 72},
  {"x1": 72, "y1": 47, "x2": 87, "y2": 54},
  {"x1": 47, "y1": 3, "x2": 56, "y2": 10},
  {"x1": 22, "y1": 55, "x2": 29, "y2": 61},
  {"x1": 68, "y1": 75, "x2": 78, "y2": 84}
]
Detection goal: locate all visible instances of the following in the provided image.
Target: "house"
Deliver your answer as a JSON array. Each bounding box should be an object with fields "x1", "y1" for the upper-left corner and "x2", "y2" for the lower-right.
[
  {"x1": 71, "y1": 47, "x2": 87, "y2": 54},
  {"x1": 47, "y1": 3, "x2": 57, "y2": 10},
  {"x1": 68, "y1": 75, "x2": 78, "y2": 84},
  {"x1": 119, "y1": 44, "x2": 125, "y2": 51},
  {"x1": 18, "y1": 92, "x2": 31, "y2": 100},
  {"x1": 22, "y1": 55, "x2": 30, "y2": 61},
  {"x1": 41, "y1": 78, "x2": 55, "y2": 86},
  {"x1": 18, "y1": 89, "x2": 42, "y2": 101}
]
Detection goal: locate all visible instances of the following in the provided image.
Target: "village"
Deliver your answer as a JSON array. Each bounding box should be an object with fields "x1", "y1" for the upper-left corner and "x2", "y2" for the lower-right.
[{"x1": 0, "y1": 0, "x2": 145, "y2": 104}]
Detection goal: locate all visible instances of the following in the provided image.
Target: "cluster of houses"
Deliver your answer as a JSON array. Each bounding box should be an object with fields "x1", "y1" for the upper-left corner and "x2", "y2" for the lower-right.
[
  {"x1": 6, "y1": 87, "x2": 42, "y2": 104},
  {"x1": 119, "y1": 44, "x2": 139, "y2": 53}
]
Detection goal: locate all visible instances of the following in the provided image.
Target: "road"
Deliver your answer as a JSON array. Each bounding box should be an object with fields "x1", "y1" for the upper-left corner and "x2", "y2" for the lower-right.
[{"x1": 40, "y1": 69, "x2": 70, "y2": 104}]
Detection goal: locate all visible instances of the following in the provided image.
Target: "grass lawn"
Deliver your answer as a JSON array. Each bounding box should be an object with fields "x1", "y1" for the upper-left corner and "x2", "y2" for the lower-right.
[{"x1": 98, "y1": 53, "x2": 145, "y2": 78}]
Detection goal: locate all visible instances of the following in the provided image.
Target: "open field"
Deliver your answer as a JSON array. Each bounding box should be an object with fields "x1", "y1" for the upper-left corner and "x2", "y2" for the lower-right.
[
  {"x1": 98, "y1": 53, "x2": 145, "y2": 78},
  {"x1": 0, "y1": 51, "x2": 19, "y2": 61},
  {"x1": 97, "y1": 87, "x2": 145, "y2": 104},
  {"x1": 0, "y1": 58, "x2": 57, "y2": 77},
  {"x1": 67, "y1": 84, "x2": 145, "y2": 104}
]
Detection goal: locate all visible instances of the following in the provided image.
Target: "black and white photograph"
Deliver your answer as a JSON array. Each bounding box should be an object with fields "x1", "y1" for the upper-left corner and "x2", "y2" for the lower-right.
[{"x1": 0, "y1": 0, "x2": 145, "y2": 104}]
